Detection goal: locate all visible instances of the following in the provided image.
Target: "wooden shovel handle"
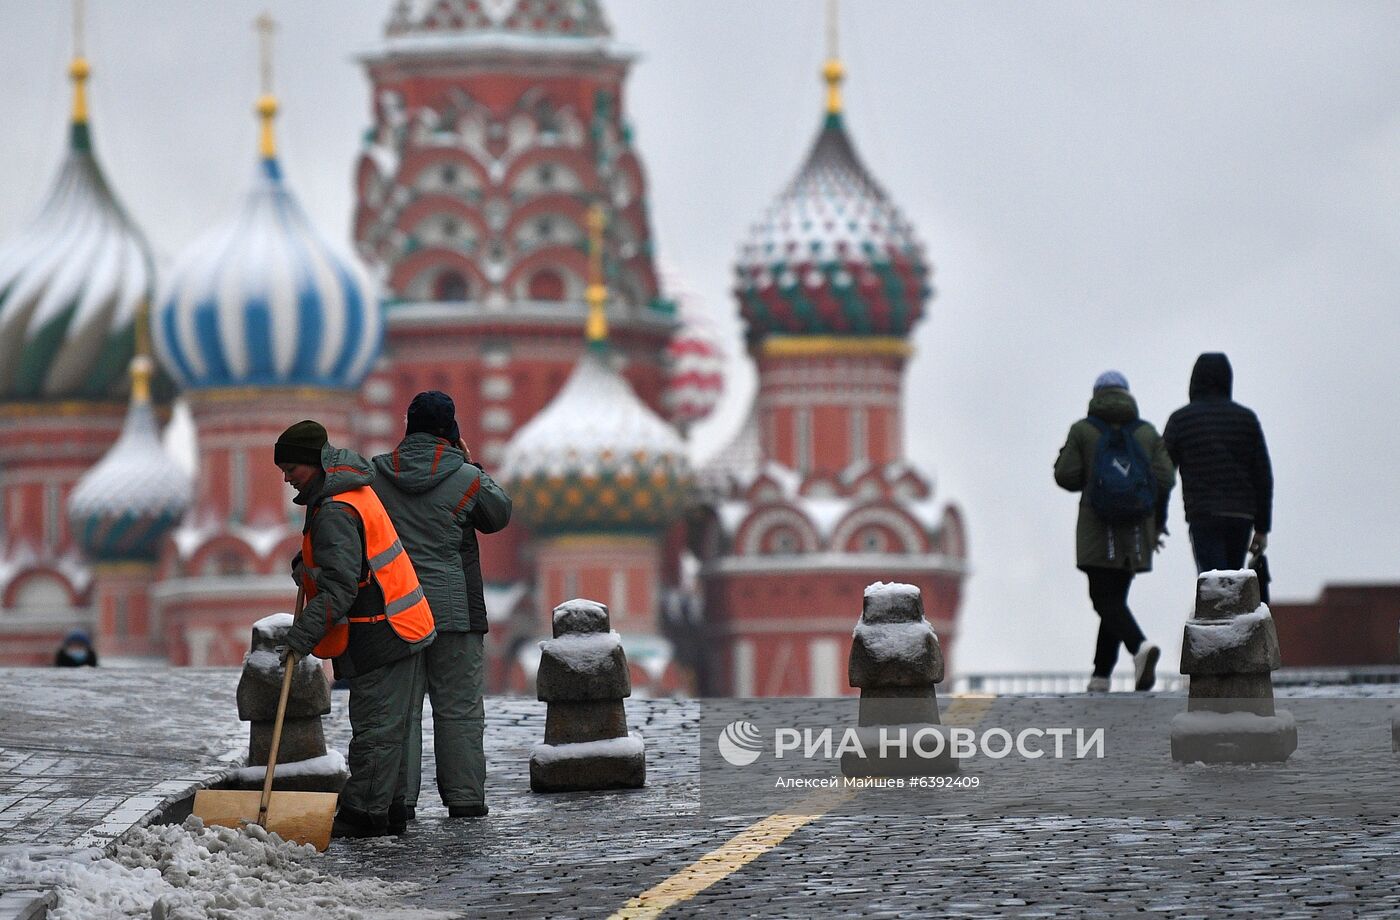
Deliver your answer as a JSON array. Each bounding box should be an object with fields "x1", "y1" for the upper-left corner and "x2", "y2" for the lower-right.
[{"x1": 258, "y1": 586, "x2": 304, "y2": 828}]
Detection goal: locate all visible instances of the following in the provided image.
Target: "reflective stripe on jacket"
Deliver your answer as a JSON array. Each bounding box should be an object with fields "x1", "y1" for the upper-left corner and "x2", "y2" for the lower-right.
[{"x1": 302, "y1": 485, "x2": 435, "y2": 658}]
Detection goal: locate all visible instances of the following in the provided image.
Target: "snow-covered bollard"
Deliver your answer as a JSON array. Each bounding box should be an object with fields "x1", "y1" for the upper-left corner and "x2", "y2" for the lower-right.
[
  {"x1": 530, "y1": 599, "x2": 645, "y2": 792},
  {"x1": 232, "y1": 614, "x2": 347, "y2": 793},
  {"x1": 841, "y1": 582, "x2": 958, "y2": 777},
  {"x1": 1170, "y1": 570, "x2": 1296, "y2": 764},
  {"x1": 1392, "y1": 623, "x2": 1400, "y2": 754}
]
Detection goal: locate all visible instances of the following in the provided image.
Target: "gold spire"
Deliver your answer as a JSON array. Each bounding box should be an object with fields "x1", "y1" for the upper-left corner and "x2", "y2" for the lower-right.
[
  {"x1": 131, "y1": 296, "x2": 153, "y2": 404},
  {"x1": 822, "y1": 0, "x2": 844, "y2": 115},
  {"x1": 70, "y1": 0, "x2": 89, "y2": 124},
  {"x1": 254, "y1": 12, "x2": 278, "y2": 158},
  {"x1": 585, "y1": 202, "x2": 608, "y2": 345}
]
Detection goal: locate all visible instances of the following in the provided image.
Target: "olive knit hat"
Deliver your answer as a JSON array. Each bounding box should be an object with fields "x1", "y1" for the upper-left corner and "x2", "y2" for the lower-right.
[{"x1": 274, "y1": 420, "x2": 328, "y2": 467}]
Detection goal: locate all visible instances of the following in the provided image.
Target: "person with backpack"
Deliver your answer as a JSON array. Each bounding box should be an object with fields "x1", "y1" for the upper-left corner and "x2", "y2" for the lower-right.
[
  {"x1": 1055, "y1": 371, "x2": 1176, "y2": 692},
  {"x1": 1162, "y1": 353, "x2": 1273, "y2": 574}
]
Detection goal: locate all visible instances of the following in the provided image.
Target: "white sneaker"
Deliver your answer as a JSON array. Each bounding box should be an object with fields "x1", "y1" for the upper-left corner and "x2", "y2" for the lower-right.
[
  {"x1": 1086, "y1": 676, "x2": 1110, "y2": 693},
  {"x1": 1134, "y1": 643, "x2": 1160, "y2": 691}
]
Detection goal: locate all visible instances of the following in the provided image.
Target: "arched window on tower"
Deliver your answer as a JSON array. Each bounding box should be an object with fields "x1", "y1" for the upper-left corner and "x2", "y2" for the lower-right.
[
  {"x1": 528, "y1": 269, "x2": 566, "y2": 302},
  {"x1": 434, "y1": 271, "x2": 469, "y2": 302}
]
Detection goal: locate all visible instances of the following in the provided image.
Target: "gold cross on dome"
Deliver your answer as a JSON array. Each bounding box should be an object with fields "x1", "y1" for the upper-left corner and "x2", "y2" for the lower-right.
[{"x1": 254, "y1": 11, "x2": 277, "y2": 97}]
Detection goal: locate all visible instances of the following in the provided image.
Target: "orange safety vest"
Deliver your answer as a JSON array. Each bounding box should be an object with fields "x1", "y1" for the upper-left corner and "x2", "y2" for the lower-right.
[{"x1": 301, "y1": 485, "x2": 435, "y2": 659}]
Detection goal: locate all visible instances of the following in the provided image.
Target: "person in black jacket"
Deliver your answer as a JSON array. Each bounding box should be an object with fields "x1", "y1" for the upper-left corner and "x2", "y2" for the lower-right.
[{"x1": 1162, "y1": 353, "x2": 1273, "y2": 573}]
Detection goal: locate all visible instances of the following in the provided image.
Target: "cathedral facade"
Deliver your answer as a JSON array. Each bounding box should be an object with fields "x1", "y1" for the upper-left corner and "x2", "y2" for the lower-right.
[{"x1": 0, "y1": 0, "x2": 964, "y2": 696}]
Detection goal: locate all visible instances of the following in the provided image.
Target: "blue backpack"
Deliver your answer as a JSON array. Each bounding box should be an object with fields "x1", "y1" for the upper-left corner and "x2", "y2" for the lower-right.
[{"x1": 1085, "y1": 417, "x2": 1156, "y2": 524}]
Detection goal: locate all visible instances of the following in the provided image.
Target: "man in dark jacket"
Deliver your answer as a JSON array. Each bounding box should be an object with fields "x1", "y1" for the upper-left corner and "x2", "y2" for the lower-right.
[
  {"x1": 1162, "y1": 353, "x2": 1273, "y2": 573},
  {"x1": 1055, "y1": 371, "x2": 1175, "y2": 692},
  {"x1": 276, "y1": 420, "x2": 436, "y2": 839},
  {"x1": 371, "y1": 392, "x2": 512, "y2": 820}
]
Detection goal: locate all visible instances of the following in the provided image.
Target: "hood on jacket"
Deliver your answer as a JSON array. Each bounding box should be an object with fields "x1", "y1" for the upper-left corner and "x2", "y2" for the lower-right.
[
  {"x1": 1087, "y1": 387, "x2": 1139, "y2": 425},
  {"x1": 371, "y1": 432, "x2": 466, "y2": 495},
  {"x1": 1189, "y1": 352, "x2": 1233, "y2": 400},
  {"x1": 295, "y1": 444, "x2": 375, "y2": 506}
]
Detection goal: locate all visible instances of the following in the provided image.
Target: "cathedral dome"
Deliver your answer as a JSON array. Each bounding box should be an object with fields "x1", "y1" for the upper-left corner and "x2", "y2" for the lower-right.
[
  {"x1": 502, "y1": 349, "x2": 691, "y2": 532},
  {"x1": 0, "y1": 60, "x2": 154, "y2": 402},
  {"x1": 69, "y1": 357, "x2": 191, "y2": 562},
  {"x1": 660, "y1": 276, "x2": 724, "y2": 432},
  {"x1": 154, "y1": 98, "x2": 381, "y2": 392},
  {"x1": 734, "y1": 68, "x2": 931, "y2": 341}
]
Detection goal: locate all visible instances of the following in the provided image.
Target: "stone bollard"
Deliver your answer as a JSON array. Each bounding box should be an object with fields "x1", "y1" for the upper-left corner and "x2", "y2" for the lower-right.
[
  {"x1": 530, "y1": 599, "x2": 645, "y2": 792},
  {"x1": 231, "y1": 614, "x2": 347, "y2": 793},
  {"x1": 1170, "y1": 570, "x2": 1296, "y2": 763},
  {"x1": 1392, "y1": 623, "x2": 1400, "y2": 754},
  {"x1": 841, "y1": 582, "x2": 958, "y2": 777}
]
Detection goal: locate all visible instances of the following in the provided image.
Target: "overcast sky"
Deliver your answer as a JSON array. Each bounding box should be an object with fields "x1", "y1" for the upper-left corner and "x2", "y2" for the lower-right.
[{"x1": 2, "y1": 1, "x2": 1398, "y2": 676}]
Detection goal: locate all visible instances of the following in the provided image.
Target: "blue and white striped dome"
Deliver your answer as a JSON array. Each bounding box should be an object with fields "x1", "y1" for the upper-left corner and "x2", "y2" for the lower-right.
[{"x1": 154, "y1": 158, "x2": 382, "y2": 391}]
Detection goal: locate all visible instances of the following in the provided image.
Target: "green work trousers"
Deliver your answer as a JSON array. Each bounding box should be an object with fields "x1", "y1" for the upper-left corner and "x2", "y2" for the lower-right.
[
  {"x1": 402, "y1": 631, "x2": 486, "y2": 809},
  {"x1": 343, "y1": 651, "x2": 421, "y2": 819}
]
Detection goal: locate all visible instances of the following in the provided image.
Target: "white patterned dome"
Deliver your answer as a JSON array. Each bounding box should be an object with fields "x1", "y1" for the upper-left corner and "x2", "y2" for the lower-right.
[
  {"x1": 69, "y1": 357, "x2": 191, "y2": 562},
  {"x1": 0, "y1": 65, "x2": 153, "y2": 402},
  {"x1": 155, "y1": 143, "x2": 381, "y2": 391},
  {"x1": 502, "y1": 349, "x2": 691, "y2": 532}
]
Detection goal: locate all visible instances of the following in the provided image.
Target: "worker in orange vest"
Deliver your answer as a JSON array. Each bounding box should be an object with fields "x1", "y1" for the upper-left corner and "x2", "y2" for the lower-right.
[{"x1": 275, "y1": 420, "x2": 436, "y2": 839}]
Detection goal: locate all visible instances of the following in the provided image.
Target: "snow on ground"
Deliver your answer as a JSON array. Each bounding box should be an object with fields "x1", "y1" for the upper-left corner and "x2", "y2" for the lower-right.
[{"x1": 0, "y1": 816, "x2": 455, "y2": 920}]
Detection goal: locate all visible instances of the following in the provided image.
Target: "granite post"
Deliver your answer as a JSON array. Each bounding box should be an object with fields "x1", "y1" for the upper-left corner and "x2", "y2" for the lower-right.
[
  {"x1": 841, "y1": 582, "x2": 959, "y2": 777},
  {"x1": 1170, "y1": 570, "x2": 1297, "y2": 763},
  {"x1": 232, "y1": 613, "x2": 347, "y2": 793},
  {"x1": 530, "y1": 599, "x2": 646, "y2": 792}
]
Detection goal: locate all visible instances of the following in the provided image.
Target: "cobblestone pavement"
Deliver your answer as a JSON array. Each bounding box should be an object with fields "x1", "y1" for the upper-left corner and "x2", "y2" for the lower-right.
[{"x1": 4, "y1": 669, "x2": 1400, "y2": 918}]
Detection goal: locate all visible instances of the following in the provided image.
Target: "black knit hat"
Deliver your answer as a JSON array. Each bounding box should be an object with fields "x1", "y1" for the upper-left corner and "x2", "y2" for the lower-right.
[
  {"x1": 274, "y1": 420, "x2": 327, "y2": 467},
  {"x1": 405, "y1": 390, "x2": 460, "y2": 442}
]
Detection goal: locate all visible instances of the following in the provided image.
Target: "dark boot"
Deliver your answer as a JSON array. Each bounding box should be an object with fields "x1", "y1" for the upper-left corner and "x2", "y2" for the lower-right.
[
  {"x1": 448, "y1": 803, "x2": 489, "y2": 818},
  {"x1": 387, "y1": 800, "x2": 410, "y2": 836},
  {"x1": 332, "y1": 806, "x2": 390, "y2": 839}
]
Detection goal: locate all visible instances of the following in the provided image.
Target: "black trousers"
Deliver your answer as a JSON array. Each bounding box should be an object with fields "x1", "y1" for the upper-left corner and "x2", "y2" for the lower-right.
[
  {"x1": 1084, "y1": 567, "x2": 1145, "y2": 678},
  {"x1": 1189, "y1": 515, "x2": 1254, "y2": 573}
]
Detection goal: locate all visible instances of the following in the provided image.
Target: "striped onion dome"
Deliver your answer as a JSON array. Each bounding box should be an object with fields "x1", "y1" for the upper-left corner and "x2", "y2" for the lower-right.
[
  {"x1": 0, "y1": 77, "x2": 153, "y2": 401},
  {"x1": 69, "y1": 357, "x2": 191, "y2": 562},
  {"x1": 734, "y1": 111, "x2": 931, "y2": 340},
  {"x1": 502, "y1": 349, "x2": 692, "y2": 533},
  {"x1": 154, "y1": 155, "x2": 382, "y2": 391},
  {"x1": 663, "y1": 312, "x2": 724, "y2": 432}
]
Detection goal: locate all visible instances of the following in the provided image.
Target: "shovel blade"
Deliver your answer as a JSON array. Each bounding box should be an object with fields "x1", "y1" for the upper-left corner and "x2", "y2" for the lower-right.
[{"x1": 193, "y1": 789, "x2": 338, "y2": 852}]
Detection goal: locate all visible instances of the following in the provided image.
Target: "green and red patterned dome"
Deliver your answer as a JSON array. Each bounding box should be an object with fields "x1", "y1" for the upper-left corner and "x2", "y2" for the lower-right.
[{"x1": 735, "y1": 83, "x2": 931, "y2": 341}]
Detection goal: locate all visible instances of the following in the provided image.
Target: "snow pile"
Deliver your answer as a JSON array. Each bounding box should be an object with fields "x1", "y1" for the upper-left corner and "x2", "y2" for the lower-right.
[
  {"x1": 1197, "y1": 570, "x2": 1254, "y2": 613},
  {"x1": 252, "y1": 613, "x2": 294, "y2": 638},
  {"x1": 1185, "y1": 608, "x2": 1273, "y2": 655},
  {"x1": 531, "y1": 732, "x2": 644, "y2": 766},
  {"x1": 541, "y1": 631, "x2": 623, "y2": 673},
  {"x1": 0, "y1": 816, "x2": 452, "y2": 920},
  {"x1": 864, "y1": 581, "x2": 920, "y2": 600},
  {"x1": 853, "y1": 621, "x2": 935, "y2": 660},
  {"x1": 229, "y1": 750, "x2": 347, "y2": 784}
]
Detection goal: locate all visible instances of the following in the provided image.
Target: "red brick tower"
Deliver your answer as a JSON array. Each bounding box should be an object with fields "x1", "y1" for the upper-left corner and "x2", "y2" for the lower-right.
[
  {"x1": 351, "y1": 0, "x2": 676, "y2": 601},
  {"x1": 501, "y1": 205, "x2": 694, "y2": 693},
  {"x1": 692, "y1": 35, "x2": 968, "y2": 696}
]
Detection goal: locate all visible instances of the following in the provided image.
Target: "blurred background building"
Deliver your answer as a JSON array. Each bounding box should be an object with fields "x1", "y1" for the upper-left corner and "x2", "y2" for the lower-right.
[{"x1": 0, "y1": 0, "x2": 969, "y2": 695}]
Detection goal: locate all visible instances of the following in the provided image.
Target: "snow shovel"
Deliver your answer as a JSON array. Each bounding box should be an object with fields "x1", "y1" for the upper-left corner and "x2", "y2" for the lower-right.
[{"x1": 194, "y1": 588, "x2": 339, "y2": 851}]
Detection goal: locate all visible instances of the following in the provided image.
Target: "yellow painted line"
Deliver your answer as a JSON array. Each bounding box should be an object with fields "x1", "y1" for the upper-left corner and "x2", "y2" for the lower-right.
[
  {"x1": 610, "y1": 694, "x2": 998, "y2": 919},
  {"x1": 608, "y1": 789, "x2": 852, "y2": 920}
]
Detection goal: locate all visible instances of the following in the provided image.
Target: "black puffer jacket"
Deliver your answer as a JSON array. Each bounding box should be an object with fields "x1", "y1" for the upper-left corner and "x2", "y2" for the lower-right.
[{"x1": 1162, "y1": 353, "x2": 1274, "y2": 532}]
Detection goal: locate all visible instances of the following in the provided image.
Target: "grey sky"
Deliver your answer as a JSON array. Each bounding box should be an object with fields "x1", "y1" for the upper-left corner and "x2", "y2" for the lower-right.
[{"x1": 2, "y1": 1, "x2": 1397, "y2": 675}]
